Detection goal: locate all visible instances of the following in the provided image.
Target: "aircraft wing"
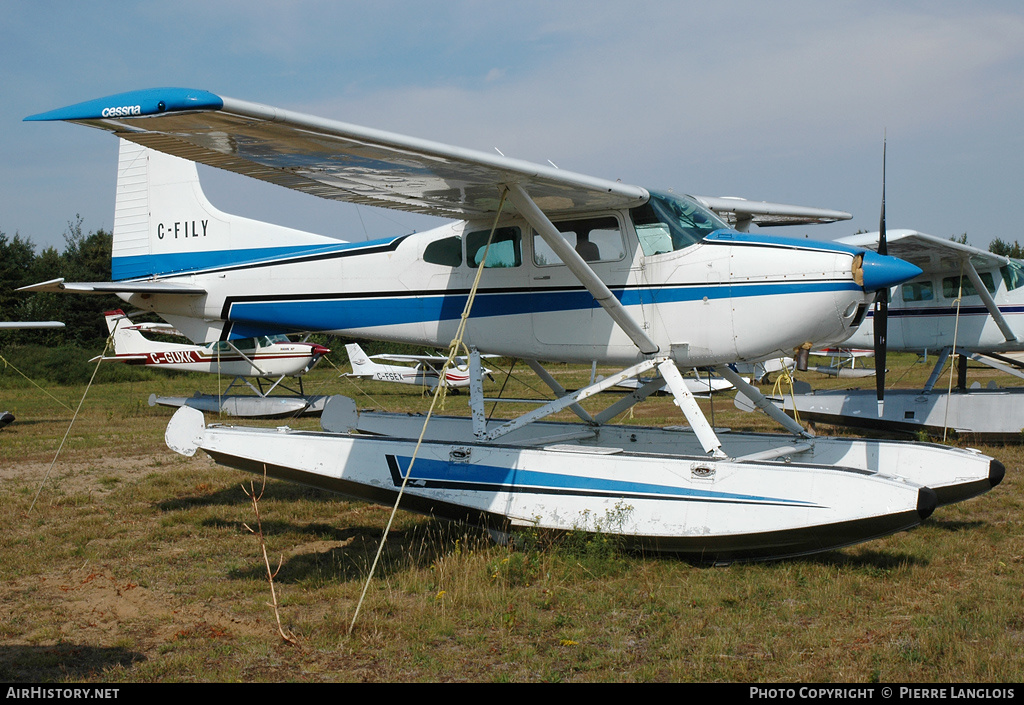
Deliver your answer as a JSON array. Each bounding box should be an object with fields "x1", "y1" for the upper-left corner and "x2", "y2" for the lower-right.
[
  {"x1": 841, "y1": 229, "x2": 1018, "y2": 343},
  {"x1": 0, "y1": 321, "x2": 64, "y2": 329},
  {"x1": 373, "y1": 352, "x2": 499, "y2": 364},
  {"x1": 692, "y1": 196, "x2": 851, "y2": 229},
  {"x1": 837, "y1": 230, "x2": 1011, "y2": 271},
  {"x1": 373, "y1": 354, "x2": 450, "y2": 364},
  {"x1": 25, "y1": 88, "x2": 648, "y2": 219},
  {"x1": 26, "y1": 88, "x2": 851, "y2": 226},
  {"x1": 17, "y1": 278, "x2": 206, "y2": 295}
]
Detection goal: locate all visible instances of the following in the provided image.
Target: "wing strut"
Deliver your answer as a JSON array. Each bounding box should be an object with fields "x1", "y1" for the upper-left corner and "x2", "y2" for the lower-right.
[
  {"x1": 961, "y1": 258, "x2": 1018, "y2": 343},
  {"x1": 505, "y1": 183, "x2": 660, "y2": 355},
  {"x1": 480, "y1": 356, "x2": 725, "y2": 456},
  {"x1": 716, "y1": 365, "x2": 813, "y2": 438}
]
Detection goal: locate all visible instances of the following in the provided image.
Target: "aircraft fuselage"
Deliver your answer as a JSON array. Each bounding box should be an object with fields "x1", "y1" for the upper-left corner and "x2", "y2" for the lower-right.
[
  {"x1": 119, "y1": 215, "x2": 883, "y2": 367},
  {"x1": 845, "y1": 262, "x2": 1024, "y2": 353},
  {"x1": 112, "y1": 338, "x2": 325, "y2": 378}
]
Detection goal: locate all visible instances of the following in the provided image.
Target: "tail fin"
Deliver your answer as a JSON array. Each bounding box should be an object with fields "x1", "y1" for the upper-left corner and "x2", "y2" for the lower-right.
[
  {"x1": 345, "y1": 343, "x2": 382, "y2": 376},
  {"x1": 113, "y1": 139, "x2": 340, "y2": 281},
  {"x1": 103, "y1": 309, "x2": 164, "y2": 355}
]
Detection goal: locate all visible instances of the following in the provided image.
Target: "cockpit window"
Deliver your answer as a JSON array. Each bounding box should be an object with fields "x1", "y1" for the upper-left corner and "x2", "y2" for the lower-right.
[
  {"x1": 423, "y1": 235, "x2": 463, "y2": 267},
  {"x1": 630, "y1": 192, "x2": 728, "y2": 256},
  {"x1": 207, "y1": 336, "x2": 288, "y2": 352},
  {"x1": 901, "y1": 280, "x2": 934, "y2": 302},
  {"x1": 943, "y1": 272, "x2": 996, "y2": 298},
  {"x1": 1001, "y1": 261, "x2": 1024, "y2": 291},
  {"x1": 533, "y1": 216, "x2": 625, "y2": 266},
  {"x1": 467, "y1": 226, "x2": 522, "y2": 268}
]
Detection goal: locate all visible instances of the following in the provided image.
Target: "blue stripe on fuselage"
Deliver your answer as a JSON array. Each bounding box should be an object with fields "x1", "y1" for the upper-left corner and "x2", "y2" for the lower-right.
[
  {"x1": 225, "y1": 280, "x2": 860, "y2": 333},
  {"x1": 111, "y1": 236, "x2": 405, "y2": 280}
]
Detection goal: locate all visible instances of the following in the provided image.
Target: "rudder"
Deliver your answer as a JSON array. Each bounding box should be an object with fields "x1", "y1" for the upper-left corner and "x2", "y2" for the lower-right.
[
  {"x1": 112, "y1": 139, "x2": 341, "y2": 281},
  {"x1": 345, "y1": 343, "x2": 380, "y2": 375},
  {"x1": 103, "y1": 309, "x2": 162, "y2": 355}
]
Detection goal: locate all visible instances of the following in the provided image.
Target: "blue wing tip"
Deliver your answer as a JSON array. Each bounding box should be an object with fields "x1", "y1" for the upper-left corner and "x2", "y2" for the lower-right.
[{"x1": 24, "y1": 87, "x2": 223, "y2": 122}]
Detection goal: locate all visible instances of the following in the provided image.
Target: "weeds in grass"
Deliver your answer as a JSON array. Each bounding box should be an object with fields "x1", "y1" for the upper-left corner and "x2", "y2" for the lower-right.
[{"x1": 241, "y1": 465, "x2": 298, "y2": 647}]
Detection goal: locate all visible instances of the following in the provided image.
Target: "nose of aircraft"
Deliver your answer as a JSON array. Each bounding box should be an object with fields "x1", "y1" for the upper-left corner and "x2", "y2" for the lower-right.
[
  {"x1": 311, "y1": 344, "x2": 331, "y2": 355},
  {"x1": 858, "y1": 250, "x2": 922, "y2": 292}
]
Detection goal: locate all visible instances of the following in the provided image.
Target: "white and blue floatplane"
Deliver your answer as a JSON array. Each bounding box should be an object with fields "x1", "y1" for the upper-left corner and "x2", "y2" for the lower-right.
[{"x1": 22, "y1": 88, "x2": 1004, "y2": 561}]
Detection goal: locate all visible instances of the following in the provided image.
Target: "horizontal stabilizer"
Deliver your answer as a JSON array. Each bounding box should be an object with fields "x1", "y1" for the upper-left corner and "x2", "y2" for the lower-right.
[
  {"x1": 17, "y1": 278, "x2": 206, "y2": 295},
  {"x1": 89, "y1": 354, "x2": 148, "y2": 363},
  {"x1": 0, "y1": 321, "x2": 64, "y2": 329},
  {"x1": 374, "y1": 353, "x2": 497, "y2": 364}
]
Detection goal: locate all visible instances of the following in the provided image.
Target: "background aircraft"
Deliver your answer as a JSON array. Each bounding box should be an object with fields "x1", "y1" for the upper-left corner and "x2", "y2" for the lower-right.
[
  {"x1": 96, "y1": 309, "x2": 329, "y2": 379},
  {"x1": 344, "y1": 342, "x2": 492, "y2": 391},
  {"x1": 840, "y1": 230, "x2": 1024, "y2": 361},
  {"x1": 808, "y1": 347, "x2": 875, "y2": 378},
  {"x1": 93, "y1": 309, "x2": 332, "y2": 418},
  {"x1": 768, "y1": 229, "x2": 1024, "y2": 437}
]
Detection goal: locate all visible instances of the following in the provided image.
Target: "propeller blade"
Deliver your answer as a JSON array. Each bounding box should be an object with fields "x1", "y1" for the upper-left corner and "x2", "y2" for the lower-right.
[
  {"x1": 874, "y1": 290, "x2": 887, "y2": 416},
  {"x1": 875, "y1": 136, "x2": 888, "y2": 416},
  {"x1": 879, "y1": 138, "x2": 887, "y2": 256}
]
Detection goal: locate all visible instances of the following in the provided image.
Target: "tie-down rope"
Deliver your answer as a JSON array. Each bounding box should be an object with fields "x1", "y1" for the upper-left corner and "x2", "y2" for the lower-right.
[{"x1": 349, "y1": 187, "x2": 509, "y2": 634}]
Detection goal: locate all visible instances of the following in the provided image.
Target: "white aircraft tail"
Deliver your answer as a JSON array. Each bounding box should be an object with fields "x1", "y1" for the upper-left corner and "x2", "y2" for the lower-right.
[
  {"x1": 345, "y1": 343, "x2": 385, "y2": 376},
  {"x1": 113, "y1": 139, "x2": 341, "y2": 281},
  {"x1": 103, "y1": 309, "x2": 162, "y2": 355}
]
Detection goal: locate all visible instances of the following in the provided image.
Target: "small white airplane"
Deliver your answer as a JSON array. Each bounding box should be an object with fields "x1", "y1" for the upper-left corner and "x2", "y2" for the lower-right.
[
  {"x1": 840, "y1": 229, "x2": 1024, "y2": 357},
  {"x1": 95, "y1": 309, "x2": 331, "y2": 418},
  {"x1": 345, "y1": 342, "x2": 492, "y2": 390},
  {"x1": 611, "y1": 369, "x2": 744, "y2": 396},
  {"x1": 23, "y1": 87, "x2": 1004, "y2": 562},
  {"x1": 808, "y1": 347, "x2": 875, "y2": 378},
  {"x1": 771, "y1": 229, "x2": 1024, "y2": 437},
  {"x1": 97, "y1": 309, "x2": 329, "y2": 378}
]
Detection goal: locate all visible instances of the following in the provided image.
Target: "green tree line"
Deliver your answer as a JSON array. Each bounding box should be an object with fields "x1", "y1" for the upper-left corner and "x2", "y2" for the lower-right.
[
  {"x1": 2, "y1": 218, "x2": 123, "y2": 348},
  {"x1": 0, "y1": 219, "x2": 428, "y2": 385},
  {"x1": 989, "y1": 238, "x2": 1024, "y2": 259}
]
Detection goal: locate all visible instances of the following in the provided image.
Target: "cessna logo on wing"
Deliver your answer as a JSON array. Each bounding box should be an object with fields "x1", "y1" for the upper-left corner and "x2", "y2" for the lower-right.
[{"x1": 101, "y1": 105, "x2": 142, "y2": 117}]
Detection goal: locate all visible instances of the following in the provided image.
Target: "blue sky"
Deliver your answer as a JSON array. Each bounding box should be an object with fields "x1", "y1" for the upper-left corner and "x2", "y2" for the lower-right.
[{"x1": 3, "y1": 1, "x2": 1024, "y2": 252}]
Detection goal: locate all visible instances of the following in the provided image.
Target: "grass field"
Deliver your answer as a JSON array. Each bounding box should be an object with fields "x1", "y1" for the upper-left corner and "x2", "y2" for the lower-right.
[{"x1": 1, "y1": 352, "x2": 1023, "y2": 682}]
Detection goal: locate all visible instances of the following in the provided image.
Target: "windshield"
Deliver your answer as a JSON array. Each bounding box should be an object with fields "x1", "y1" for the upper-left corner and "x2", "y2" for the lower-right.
[
  {"x1": 1002, "y1": 260, "x2": 1024, "y2": 292},
  {"x1": 630, "y1": 191, "x2": 728, "y2": 256}
]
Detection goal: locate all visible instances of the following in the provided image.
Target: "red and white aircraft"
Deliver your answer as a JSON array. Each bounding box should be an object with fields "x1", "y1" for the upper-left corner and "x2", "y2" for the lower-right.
[
  {"x1": 94, "y1": 309, "x2": 333, "y2": 417},
  {"x1": 97, "y1": 309, "x2": 329, "y2": 378}
]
